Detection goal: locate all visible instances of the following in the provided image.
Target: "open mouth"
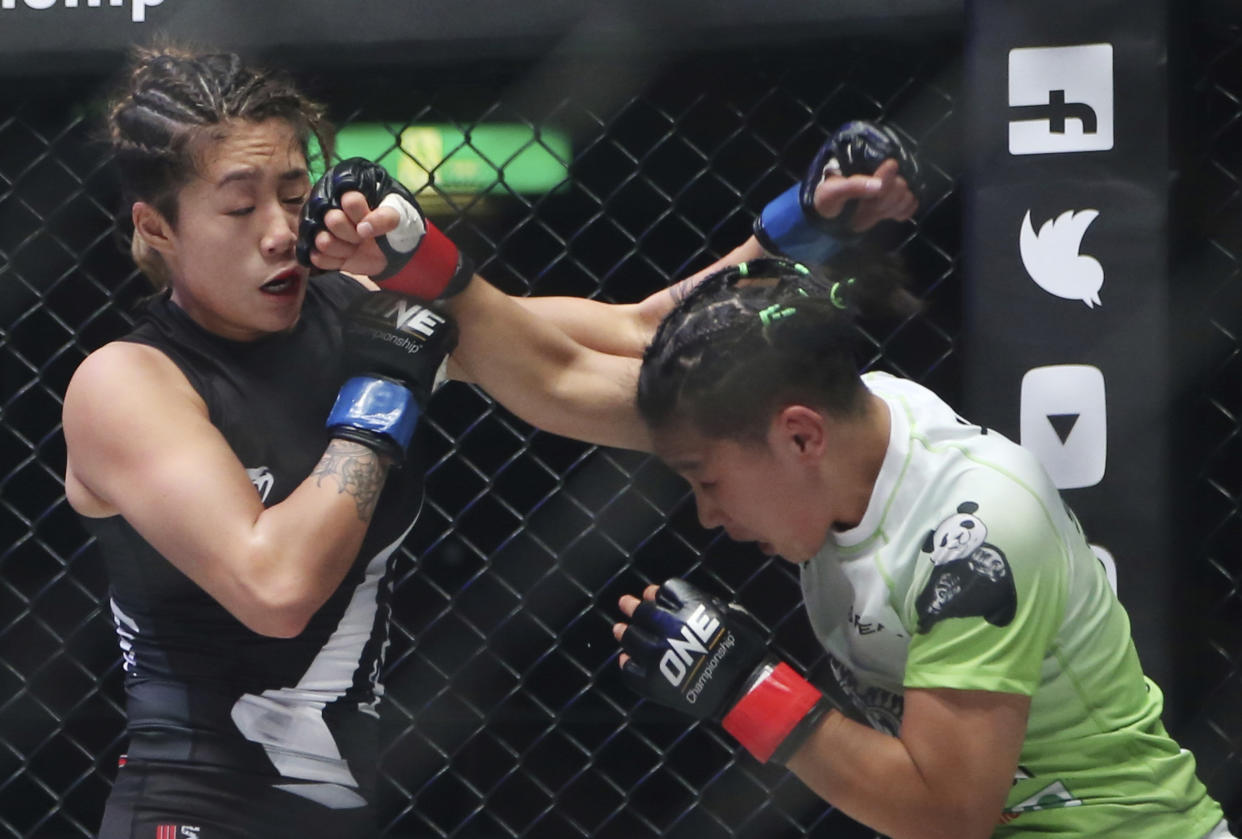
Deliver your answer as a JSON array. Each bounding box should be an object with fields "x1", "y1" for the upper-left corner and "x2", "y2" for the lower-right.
[{"x1": 261, "y1": 268, "x2": 302, "y2": 295}]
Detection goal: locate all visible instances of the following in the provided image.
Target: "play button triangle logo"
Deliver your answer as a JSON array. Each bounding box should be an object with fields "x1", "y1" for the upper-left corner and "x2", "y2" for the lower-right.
[
  {"x1": 1047, "y1": 413, "x2": 1080, "y2": 444},
  {"x1": 1020, "y1": 365, "x2": 1107, "y2": 489}
]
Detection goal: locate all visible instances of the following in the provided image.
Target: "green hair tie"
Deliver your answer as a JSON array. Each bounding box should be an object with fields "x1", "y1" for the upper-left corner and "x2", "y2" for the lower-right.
[
  {"x1": 759, "y1": 303, "x2": 796, "y2": 325},
  {"x1": 829, "y1": 277, "x2": 856, "y2": 310}
]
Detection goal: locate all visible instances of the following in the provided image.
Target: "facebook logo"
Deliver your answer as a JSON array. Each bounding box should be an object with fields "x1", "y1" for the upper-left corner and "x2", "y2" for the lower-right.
[{"x1": 1008, "y1": 43, "x2": 1113, "y2": 155}]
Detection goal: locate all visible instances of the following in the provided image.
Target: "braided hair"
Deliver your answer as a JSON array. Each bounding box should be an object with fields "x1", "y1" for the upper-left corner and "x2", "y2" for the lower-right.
[
  {"x1": 105, "y1": 44, "x2": 333, "y2": 288},
  {"x1": 638, "y1": 256, "x2": 917, "y2": 440}
]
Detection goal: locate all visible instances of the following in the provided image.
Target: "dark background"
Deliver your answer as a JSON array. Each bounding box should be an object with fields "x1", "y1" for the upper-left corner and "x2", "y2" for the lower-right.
[{"x1": 0, "y1": 1, "x2": 1239, "y2": 836}]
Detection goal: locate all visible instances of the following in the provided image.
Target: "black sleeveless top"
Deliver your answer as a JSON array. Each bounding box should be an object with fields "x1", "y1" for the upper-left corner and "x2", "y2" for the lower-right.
[{"x1": 83, "y1": 273, "x2": 424, "y2": 809}]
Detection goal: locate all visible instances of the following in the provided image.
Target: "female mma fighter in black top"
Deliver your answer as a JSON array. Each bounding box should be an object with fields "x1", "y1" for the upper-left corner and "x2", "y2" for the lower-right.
[{"x1": 62, "y1": 46, "x2": 915, "y2": 837}]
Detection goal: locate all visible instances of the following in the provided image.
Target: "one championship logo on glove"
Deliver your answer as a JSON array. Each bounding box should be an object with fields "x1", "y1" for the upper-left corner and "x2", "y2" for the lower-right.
[
  {"x1": 660, "y1": 604, "x2": 731, "y2": 703},
  {"x1": 353, "y1": 293, "x2": 446, "y2": 344}
]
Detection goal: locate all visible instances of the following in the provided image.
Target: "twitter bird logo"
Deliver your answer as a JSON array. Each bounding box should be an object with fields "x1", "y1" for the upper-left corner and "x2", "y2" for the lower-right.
[{"x1": 1018, "y1": 209, "x2": 1103, "y2": 308}]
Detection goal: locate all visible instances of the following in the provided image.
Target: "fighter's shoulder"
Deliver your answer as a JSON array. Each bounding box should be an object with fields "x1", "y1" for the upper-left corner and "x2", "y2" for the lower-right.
[
  {"x1": 868, "y1": 373, "x2": 1048, "y2": 485},
  {"x1": 863, "y1": 371, "x2": 957, "y2": 426},
  {"x1": 65, "y1": 340, "x2": 202, "y2": 422}
]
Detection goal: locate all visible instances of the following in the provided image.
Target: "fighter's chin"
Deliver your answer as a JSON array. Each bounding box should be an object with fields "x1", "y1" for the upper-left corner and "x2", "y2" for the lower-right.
[
  {"x1": 727, "y1": 532, "x2": 786, "y2": 559},
  {"x1": 763, "y1": 542, "x2": 815, "y2": 563}
]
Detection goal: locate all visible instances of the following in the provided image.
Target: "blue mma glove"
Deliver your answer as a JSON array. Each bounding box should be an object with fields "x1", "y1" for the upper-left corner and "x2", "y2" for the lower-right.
[
  {"x1": 619, "y1": 578, "x2": 837, "y2": 764},
  {"x1": 754, "y1": 120, "x2": 920, "y2": 265},
  {"x1": 327, "y1": 290, "x2": 458, "y2": 462}
]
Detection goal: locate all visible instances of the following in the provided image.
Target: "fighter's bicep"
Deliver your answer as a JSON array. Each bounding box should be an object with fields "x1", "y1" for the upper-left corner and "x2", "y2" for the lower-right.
[
  {"x1": 64, "y1": 344, "x2": 264, "y2": 557},
  {"x1": 900, "y1": 687, "x2": 1029, "y2": 829}
]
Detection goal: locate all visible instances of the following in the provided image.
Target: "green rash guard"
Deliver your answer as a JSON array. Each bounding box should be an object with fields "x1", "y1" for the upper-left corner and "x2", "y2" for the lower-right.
[{"x1": 799, "y1": 372, "x2": 1223, "y2": 838}]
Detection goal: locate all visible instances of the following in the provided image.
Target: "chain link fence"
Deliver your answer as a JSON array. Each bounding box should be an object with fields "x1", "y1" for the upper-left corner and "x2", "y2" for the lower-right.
[
  {"x1": 1167, "y1": 7, "x2": 1242, "y2": 826},
  {"x1": 0, "y1": 9, "x2": 1238, "y2": 838}
]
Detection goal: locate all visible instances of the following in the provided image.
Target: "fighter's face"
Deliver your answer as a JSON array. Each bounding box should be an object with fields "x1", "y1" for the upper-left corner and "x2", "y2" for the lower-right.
[
  {"x1": 163, "y1": 118, "x2": 312, "y2": 341},
  {"x1": 654, "y1": 422, "x2": 831, "y2": 563}
]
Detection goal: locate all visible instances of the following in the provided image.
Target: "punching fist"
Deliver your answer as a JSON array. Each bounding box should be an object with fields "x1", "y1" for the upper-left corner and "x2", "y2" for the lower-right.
[
  {"x1": 754, "y1": 120, "x2": 920, "y2": 265},
  {"x1": 326, "y1": 290, "x2": 459, "y2": 462},
  {"x1": 618, "y1": 578, "x2": 771, "y2": 720},
  {"x1": 825, "y1": 120, "x2": 921, "y2": 192},
  {"x1": 616, "y1": 578, "x2": 836, "y2": 764},
  {"x1": 297, "y1": 158, "x2": 475, "y2": 302}
]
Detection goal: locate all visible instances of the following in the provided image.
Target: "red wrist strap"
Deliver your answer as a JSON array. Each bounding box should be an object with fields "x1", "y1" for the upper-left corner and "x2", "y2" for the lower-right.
[
  {"x1": 379, "y1": 222, "x2": 465, "y2": 301},
  {"x1": 721, "y1": 661, "x2": 824, "y2": 763}
]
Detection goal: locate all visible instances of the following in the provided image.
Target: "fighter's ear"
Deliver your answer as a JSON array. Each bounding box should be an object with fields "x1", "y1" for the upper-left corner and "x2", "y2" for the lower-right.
[
  {"x1": 132, "y1": 201, "x2": 175, "y2": 257},
  {"x1": 773, "y1": 404, "x2": 825, "y2": 457}
]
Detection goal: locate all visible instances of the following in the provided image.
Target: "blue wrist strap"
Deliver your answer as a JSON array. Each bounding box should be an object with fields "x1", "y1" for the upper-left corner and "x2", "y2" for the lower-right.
[
  {"x1": 326, "y1": 376, "x2": 420, "y2": 453},
  {"x1": 756, "y1": 184, "x2": 844, "y2": 265}
]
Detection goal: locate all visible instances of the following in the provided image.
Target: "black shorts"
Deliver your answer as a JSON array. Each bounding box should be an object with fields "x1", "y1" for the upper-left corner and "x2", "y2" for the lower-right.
[{"x1": 97, "y1": 759, "x2": 378, "y2": 839}]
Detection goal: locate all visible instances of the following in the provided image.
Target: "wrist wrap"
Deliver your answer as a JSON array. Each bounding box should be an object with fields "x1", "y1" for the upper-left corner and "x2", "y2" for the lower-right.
[
  {"x1": 754, "y1": 184, "x2": 846, "y2": 266},
  {"x1": 376, "y1": 219, "x2": 476, "y2": 301},
  {"x1": 721, "y1": 661, "x2": 833, "y2": 764},
  {"x1": 297, "y1": 157, "x2": 475, "y2": 302},
  {"x1": 326, "y1": 375, "x2": 420, "y2": 462}
]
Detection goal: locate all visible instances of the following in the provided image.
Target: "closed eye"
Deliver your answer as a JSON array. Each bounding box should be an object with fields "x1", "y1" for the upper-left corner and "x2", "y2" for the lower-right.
[{"x1": 226, "y1": 207, "x2": 255, "y2": 217}]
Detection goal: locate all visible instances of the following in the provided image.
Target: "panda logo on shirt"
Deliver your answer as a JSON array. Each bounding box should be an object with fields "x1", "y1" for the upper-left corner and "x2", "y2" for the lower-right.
[{"x1": 915, "y1": 501, "x2": 1017, "y2": 633}]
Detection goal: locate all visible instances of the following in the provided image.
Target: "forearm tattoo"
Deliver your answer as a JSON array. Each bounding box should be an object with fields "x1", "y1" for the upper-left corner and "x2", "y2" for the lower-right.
[{"x1": 312, "y1": 440, "x2": 388, "y2": 521}]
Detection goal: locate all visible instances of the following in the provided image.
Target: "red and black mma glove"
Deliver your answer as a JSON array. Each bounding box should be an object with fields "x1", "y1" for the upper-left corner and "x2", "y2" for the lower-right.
[
  {"x1": 753, "y1": 119, "x2": 921, "y2": 266},
  {"x1": 619, "y1": 578, "x2": 836, "y2": 765},
  {"x1": 326, "y1": 290, "x2": 459, "y2": 463},
  {"x1": 296, "y1": 158, "x2": 476, "y2": 302}
]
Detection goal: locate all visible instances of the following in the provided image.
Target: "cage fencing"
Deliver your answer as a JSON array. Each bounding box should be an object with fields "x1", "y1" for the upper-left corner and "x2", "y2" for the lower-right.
[{"x1": 0, "y1": 9, "x2": 1238, "y2": 839}]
